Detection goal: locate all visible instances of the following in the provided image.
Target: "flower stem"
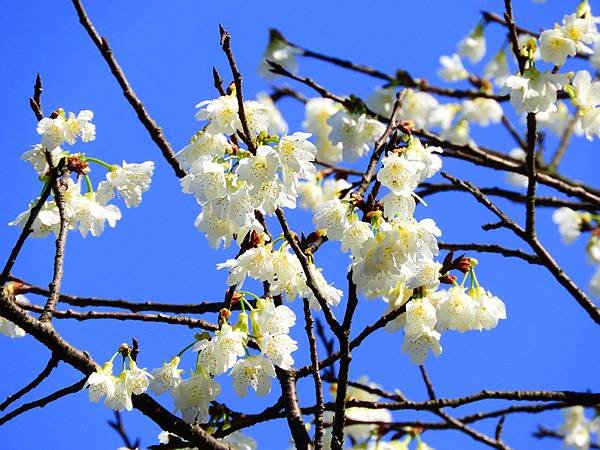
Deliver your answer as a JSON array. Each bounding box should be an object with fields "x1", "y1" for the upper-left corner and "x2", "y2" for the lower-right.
[{"x1": 85, "y1": 156, "x2": 116, "y2": 171}]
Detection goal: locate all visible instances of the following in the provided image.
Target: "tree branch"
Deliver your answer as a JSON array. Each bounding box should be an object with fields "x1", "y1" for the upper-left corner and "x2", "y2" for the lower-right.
[{"x1": 70, "y1": 0, "x2": 186, "y2": 178}]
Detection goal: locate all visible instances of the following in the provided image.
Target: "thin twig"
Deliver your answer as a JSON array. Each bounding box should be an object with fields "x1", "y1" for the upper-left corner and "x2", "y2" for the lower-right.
[
  {"x1": 524, "y1": 113, "x2": 538, "y2": 239},
  {"x1": 548, "y1": 110, "x2": 580, "y2": 171},
  {"x1": 108, "y1": 411, "x2": 140, "y2": 450},
  {"x1": 0, "y1": 378, "x2": 86, "y2": 426},
  {"x1": 19, "y1": 302, "x2": 219, "y2": 331},
  {"x1": 71, "y1": 0, "x2": 186, "y2": 178},
  {"x1": 39, "y1": 159, "x2": 69, "y2": 323},
  {"x1": 0, "y1": 355, "x2": 60, "y2": 411},
  {"x1": 438, "y1": 242, "x2": 540, "y2": 264},
  {"x1": 303, "y1": 298, "x2": 325, "y2": 450},
  {"x1": 219, "y1": 25, "x2": 255, "y2": 153}
]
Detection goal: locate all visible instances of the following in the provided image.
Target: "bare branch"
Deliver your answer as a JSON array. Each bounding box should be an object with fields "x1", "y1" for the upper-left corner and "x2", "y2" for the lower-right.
[
  {"x1": 70, "y1": 0, "x2": 186, "y2": 178},
  {"x1": 0, "y1": 354, "x2": 59, "y2": 412}
]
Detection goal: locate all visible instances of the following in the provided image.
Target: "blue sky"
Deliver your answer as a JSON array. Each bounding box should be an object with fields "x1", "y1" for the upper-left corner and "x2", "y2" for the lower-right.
[{"x1": 1, "y1": 1, "x2": 600, "y2": 449}]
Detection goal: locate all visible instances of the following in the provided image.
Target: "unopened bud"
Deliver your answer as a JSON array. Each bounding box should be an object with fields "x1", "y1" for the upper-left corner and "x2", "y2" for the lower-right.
[
  {"x1": 456, "y1": 257, "x2": 474, "y2": 273},
  {"x1": 118, "y1": 343, "x2": 131, "y2": 355},
  {"x1": 220, "y1": 308, "x2": 231, "y2": 321},
  {"x1": 66, "y1": 155, "x2": 90, "y2": 175},
  {"x1": 439, "y1": 274, "x2": 457, "y2": 285}
]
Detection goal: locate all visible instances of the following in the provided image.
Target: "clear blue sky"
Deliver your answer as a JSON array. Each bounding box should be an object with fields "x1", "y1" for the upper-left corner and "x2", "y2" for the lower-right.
[{"x1": 1, "y1": 1, "x2": 599, "y2": 449}]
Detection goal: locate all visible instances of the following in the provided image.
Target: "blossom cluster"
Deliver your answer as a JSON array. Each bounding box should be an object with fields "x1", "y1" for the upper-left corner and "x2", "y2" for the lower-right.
[
  {"x1": 177, "y1": 89, "x2": 315, "y2": 248},
  {"x1": 296, "y1": 135, "x2": 506, "y2": 365},
  {"x1": 10, "y1": 108, "x2": 154, "y2": 238}
]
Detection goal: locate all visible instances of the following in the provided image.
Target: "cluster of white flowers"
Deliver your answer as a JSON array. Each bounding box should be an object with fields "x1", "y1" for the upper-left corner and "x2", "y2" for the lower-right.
[
  {"x1": 366, "y1": 85, "x2": 502, "y2": 147},
  {"x1": 502, "y1": 3, "x2": 600, "y2": 140},
  {"x1": 558, "y1": 406, "x2": 600, "y2": 450},
  {"x1": 89, "y1": 298, "x2": 296, "y2": 426},
  {"x1": 552, "y1": 207, "x2": 600, "y2": 296},
  {"x1": 178, "y1": 91, "x2": 319, "y2": 248},
  {"x1": 300, "y1": 97, "x2": 386, "y2": 163},
  {"x1": 539, "y1": 8, "x2": 599, "y2": 66},
  {"x1": 296, "y1": 134, "x2": 506, "y2": 364},
  {"x1": 218, "y1": 240, "x2": 342, "y2": 310},
  {"x1": 10, "y1": 108, "x2": 154, "y2": 238},
  {"x1": 85, "y1": 354, "x2": 152, "y2": 412},
  {"x1": 384, "y1": 272, "x2": 506, "y2": 364}
]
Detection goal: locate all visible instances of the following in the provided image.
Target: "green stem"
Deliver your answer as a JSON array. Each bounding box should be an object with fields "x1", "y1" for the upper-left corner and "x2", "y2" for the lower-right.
[
  {"x1": 84, "y1": 156, "x2": 116, "y2": 171},
  {"x1": 175, "y1": 341, "x2": 198, "y2": 358},
  {"x1": 107, "y1": 351, "x2": 121, "y2": 365},
  {"x1": 471, "y1": 269, "x2": 481, "y2": 288},
  {"x1": 83, "y1": 175, "x2": 94, "y2": 193},
  {"x1": 239, "y1": 290, "x2": 261, "y2": 303}
]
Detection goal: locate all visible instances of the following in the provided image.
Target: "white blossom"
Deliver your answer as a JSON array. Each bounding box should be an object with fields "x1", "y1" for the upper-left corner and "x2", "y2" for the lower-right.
[
  {"x1": 341, "y1": 220, "x2": 374, "y2": 255},
  {"x1": 313, "y1": 198, "x2": 351, "y2": 240},
  {"x1": 438, "y1": 54, "x2": 469, "y2": 82},
  {"x1": 106, "y1": 161, "x2": 154, "y2": 208},
  {"x1": 64, "y1": 110, "x2": 95, "y2": 144},
  {"x1": 230, "y1": 355, "x2": 276, "y2": 397},
  {"x1": 237, "y1": 145, "x2": 280, "y2": 187},
  {"x1": 402, "y1": 328, "x2": 442, "y2": 365},
  {"x1": 195, "y1": 94, "x2": 239, "y2": 135},
  {"x1": 552, "y1": 207, "x2": 582, "y2": 243},
  {"x1": 399, "y1": 90, "x2": 439, "y2": 129},
  {"x1": 377, "y1": 152, "x2": 423, "y2": 197},
  {"x1": 172, "y1": 372, "x2": 221, "y2": 423},
  {"x1": 539, "y1": 28, "x2": 577, "y2": 66},
  {"x1": 71, "y1": 187, "x2": 122, "y2": 238},
  {"x1": 176, "y1": 132, "x2": 231, "y2": 169},
  {"x1": 21, "y1": 145, "x2": 65, "y2": 175},
  {"x1": 458, "y1": 32, "x2": 486, "y2": 64},
  {"x1": 367, "y1": 86, "x2": 395, "y2": 116},
  {"x1": 219, "y1": 431, "x2": 258, "y2": 450},
  {"x1": 259, "y1": 332, "x2": 298, "y2": 370},
  {"x1": 382, "y1": 192, "x2": 416, "y2": 219},
  {"x1": 571, "y1": 70, "x2": 600, "y2": 108},
  {"x1": 469, "y1": 287, "x2": 507, "y2": 330},
  {"x1": 436, "y1": 286, "x2": 478, "y2": 332},
  {"x1": 124, "y1": 360, "x2": 152, "y2": 395},
  {"x1": 180, "y1": 158, "x2": 227, "y2": 203},
  {"x1": 559, "y1": 406, "x2": 593, "y2": 450},
  {"x1": 85, "y1": 363, "x2": 117, "y2": 403},
  {"x1": 328, "y1": 110, "x2": 385, "y2": 161},
  {"x1": 303, "y1": 98, "x2": 343, "y2": 163},
  {"x1": 193, "y1": 323, "x2": 246, "y2": 376},
  {"x1": 278, "y1": 132, "x2": 317, "y2": 179},
  {"x1": 242, "y1": 100, "x2": 271, "y2": 138},
  {"x1": 403, "y1": 138, "x2": 442, "y2": 180},
  {"x1": 303, "y1": 264, "x2": 343, "y2": 310},
  {"x1": 104, "y1": 377, "x2": 133, "y2": 412},
  {"x1": 150, "y1": 356, "x2": 183, "y2": 395},
  {"x1": 505, "y1": 69, "x2": 567, "y2": 114},
  {"x1": 590, "y1": 266, "x2": 600, "y2": 297},
  {"x1": 217, "y1": 244, "x2": 274, "y2": 286},
  {"x1": 252, "y1": 298, "x2": 296, "y2": 335},
  {"x1": 259, "y1": 31, "x2": 301, "y2": 79},
  {"x1": 403, "y1": 296, "x2": 437, "y2": 337},
  {"x1": 461, "y1": 98, "x2": 503, "y2": 126}
]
